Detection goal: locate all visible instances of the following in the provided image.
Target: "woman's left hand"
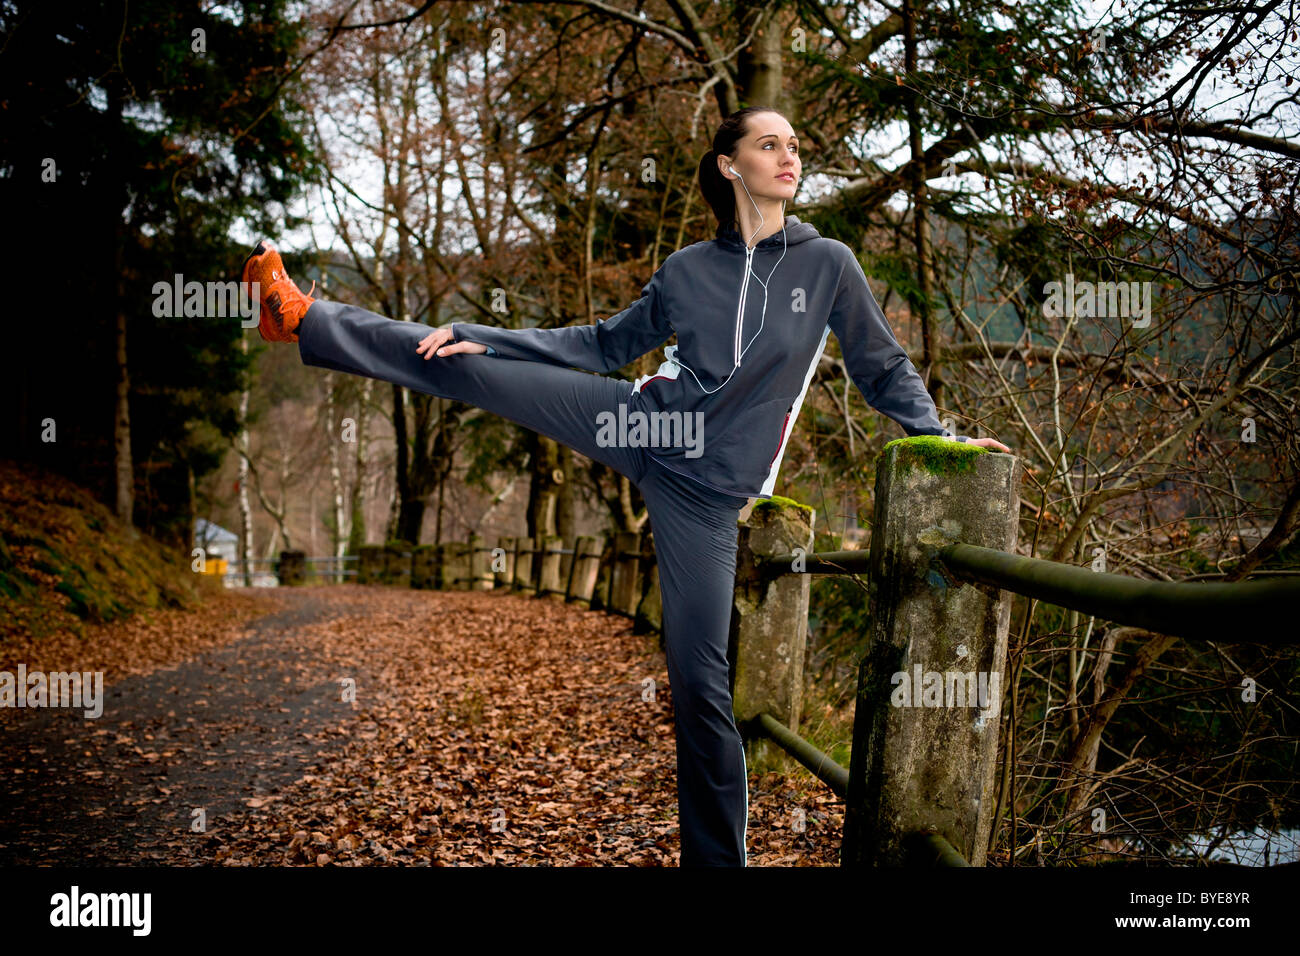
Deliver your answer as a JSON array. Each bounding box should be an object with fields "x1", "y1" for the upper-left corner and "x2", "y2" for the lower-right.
[
  {"x1": 964, "y1": 437, "x2": 1012, "y2": 453},
  {"x1": 415, "y1": 326, "x2": 488, "y2": 359}
]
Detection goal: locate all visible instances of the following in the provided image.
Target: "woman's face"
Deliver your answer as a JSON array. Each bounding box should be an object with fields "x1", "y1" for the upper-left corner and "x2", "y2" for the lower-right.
[{"x1": 719, "y1": 112, "x2": 801, "y2": 204}]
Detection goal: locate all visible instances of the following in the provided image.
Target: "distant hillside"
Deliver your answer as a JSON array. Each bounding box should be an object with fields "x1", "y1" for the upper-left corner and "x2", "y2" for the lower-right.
[{"x1": 0, "y1": 459, "x2": 218, "y2": 643}]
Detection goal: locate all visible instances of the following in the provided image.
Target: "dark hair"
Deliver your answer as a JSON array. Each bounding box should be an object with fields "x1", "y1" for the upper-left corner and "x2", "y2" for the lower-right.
[{"x1": 697, "y1": 105, "x2": 787, "y2": 234}]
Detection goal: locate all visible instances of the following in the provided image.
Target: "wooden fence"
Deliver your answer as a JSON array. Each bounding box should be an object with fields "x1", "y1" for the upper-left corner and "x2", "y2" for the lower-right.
[{"x1": 262, "y1": 435, "x2": 1299, "y2": 867}]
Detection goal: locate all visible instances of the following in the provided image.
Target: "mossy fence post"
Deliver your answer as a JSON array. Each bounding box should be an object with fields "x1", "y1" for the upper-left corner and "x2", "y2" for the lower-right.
[
  {"x1": 278, "y1": 550, "x2": 306, "y2": 586},
  {"x1": 730, "y1": 496, "x2": 814, "y2": 773},
  {"x1": 468, "y1": 534, "x2": 494, "y2": 590},
  {"x1": 357, "y1": 545, "x2": 384, "y2": 584},
  {"x1": 411, "y1": 544, "x2": 438, "y2": 589},
  {"x1": 841, "y1": 436, "x2": 1019, "y2": 867},
  {"x1": 440, "y1": 541, "x2": 470, "y2": 590},
  {"x1": 384, "y1": 540, "x2": 413, "y2": 588},
  {"x1": 494, "y1": 536, "x2": 516, "y2": 588}
]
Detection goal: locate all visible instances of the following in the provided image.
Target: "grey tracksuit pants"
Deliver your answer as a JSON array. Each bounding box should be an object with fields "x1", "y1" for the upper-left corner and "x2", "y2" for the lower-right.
[{"x1": 297, "y1": 300, "x2": 751, "y2": 867}]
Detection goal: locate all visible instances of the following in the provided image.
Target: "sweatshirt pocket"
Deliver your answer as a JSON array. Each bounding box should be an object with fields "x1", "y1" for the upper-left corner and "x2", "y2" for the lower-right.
[{"x1": 710, "y1": 396, "x2": 794, "y2": 473}]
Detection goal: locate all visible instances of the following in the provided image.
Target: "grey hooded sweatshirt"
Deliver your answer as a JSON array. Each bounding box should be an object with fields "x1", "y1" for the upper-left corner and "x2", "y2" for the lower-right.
[{"x1": 449, "y1": 214, "x2": 969, "y2": 499}]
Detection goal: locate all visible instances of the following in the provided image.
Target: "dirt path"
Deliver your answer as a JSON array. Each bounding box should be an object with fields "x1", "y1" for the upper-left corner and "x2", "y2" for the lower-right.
[{"x1": 0, "y1": 586, "x2": 841, "y2": 866}]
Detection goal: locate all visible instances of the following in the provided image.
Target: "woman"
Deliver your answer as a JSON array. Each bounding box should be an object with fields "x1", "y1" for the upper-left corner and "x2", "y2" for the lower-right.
[{"x1": 241, "y1": 105, "x2": 1011, "y2": 867}]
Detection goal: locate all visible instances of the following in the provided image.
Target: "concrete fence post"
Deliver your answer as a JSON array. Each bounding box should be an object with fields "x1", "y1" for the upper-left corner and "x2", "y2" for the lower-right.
[
  {"x1": 730, "y1": 497, "x2": 814, "y2": 773},
  {"x1": 512, "y1": 537, "x2": 535, "y2": 594},
  {"x1": 841, "y1": 436, "x2": 1019, "y2": 867},
  {"x1": 433, "y1": 543, "x2": 452, "y2": 589},
  {"x1": 493, "y1": 536, "x2": 515, "y2": 588},
  {"x1": 590, "y1": 537, "x2": 614, "y2": 612},
  {"x1": 536, "y1": 534, "x2": 566, "y2": 600},
  {"x1": 440, "y1": 542, "x2": 470, "y2": 590},
  {"x1": 609, "y1": 532, "x2": 643, "y2": 617},
  {"x1": 634, "y1": 533, "x2": 661, "y2": 635},
  {"x1": 383, "y1": 540, "x2": 413, "y2": 588},
  {"x1": 566, "y1": 534, "x2": 604, "y2": 607},
  {"x1": 411, "y1": 544, "x2": 438, "y2": 589},
  {"x1": 557, "y1": 538, "x2": 575, "y2": 596},
  {"x1": 468, "y1": 534, "x2": 494, "y2": 590},
  {"x1": 278, "y1": 550, "x2": 306, "y2": 586},
  {"x1": 357, "y1": 545, "x2": 384, "y2": 585}
]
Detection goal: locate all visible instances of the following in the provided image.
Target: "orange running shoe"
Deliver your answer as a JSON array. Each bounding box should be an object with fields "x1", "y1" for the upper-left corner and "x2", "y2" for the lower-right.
[{"x1": 240, "y1": 240, "x2": 316, "y2": 342}]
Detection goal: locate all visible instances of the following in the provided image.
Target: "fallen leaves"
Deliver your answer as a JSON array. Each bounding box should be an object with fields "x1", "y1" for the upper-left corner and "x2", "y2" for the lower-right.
[{"x1": 2, "y1": 585, "x2": 842, "y2": 866}]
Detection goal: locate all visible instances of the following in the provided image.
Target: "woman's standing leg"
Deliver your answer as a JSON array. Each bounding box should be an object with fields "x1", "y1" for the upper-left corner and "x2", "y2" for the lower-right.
[
  {"x1": 636, "y1": 460, "x2": 751, "y2": 867},
  {"x1": 296, "y1": 300, "x2": 647, "y2": 482}
]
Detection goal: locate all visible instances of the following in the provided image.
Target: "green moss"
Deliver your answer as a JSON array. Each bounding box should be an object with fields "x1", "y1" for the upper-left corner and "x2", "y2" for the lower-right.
[
  {"x1": 0, "y1": 575, "x2": 29, "y2": 600},
  {"x1": 0, "y1": 459, "x2": 204, "y2": 641},
  {"x1": 882, "y1": 435, "x2": 986, "y2": 477},
  {"x1": 54, "y1": 579, "x2": 91, "y2": 618},
  {"x1": 752, "y1": 494, "x2": 815, "y2": 518}
]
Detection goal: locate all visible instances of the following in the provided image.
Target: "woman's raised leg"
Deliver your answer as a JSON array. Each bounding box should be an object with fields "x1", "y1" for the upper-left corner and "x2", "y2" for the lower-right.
[{"x1": 297, "y1": 300, "x2": 647, "y2": 483}]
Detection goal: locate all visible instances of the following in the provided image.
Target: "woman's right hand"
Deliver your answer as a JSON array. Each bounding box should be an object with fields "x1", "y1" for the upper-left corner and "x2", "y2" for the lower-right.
[{"x1": 416, "y1": 326, "x2": 489, "y2": 360}]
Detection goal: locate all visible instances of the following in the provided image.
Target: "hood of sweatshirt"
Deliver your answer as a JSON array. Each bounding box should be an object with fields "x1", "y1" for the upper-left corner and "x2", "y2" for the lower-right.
[{"x1": 714, "y1": 214, "x2": 821, "y2": 249}]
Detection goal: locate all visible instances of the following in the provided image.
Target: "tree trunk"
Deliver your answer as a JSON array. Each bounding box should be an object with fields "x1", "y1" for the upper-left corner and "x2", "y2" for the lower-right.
[
  {"x1": 434, "y1": 401, "x2": 446, "y2": 546},
  {"x1": 391, "y1": 380, "x2": 410, "y2": 539},
  {"x1": 902, "y1": 0, "x2": 942, "y2": 408},
  {"x1": 112, "y1": 244, "x2": 134, "y2": 532},
  {"x1": 348, "y1": 377, "x2": 373, "y2": 552},
  {"x1": 277, "y1": 453, "x2": 291, "y2": 551},
  {"x1": 556, "y1": 444, "x2": 575, "y2": 540},
  {"x1": 186, "y1": 461, "x2": 196, "y2": 554},
  {"x1": 399, "y1": 391, "x2": 439, "y2": 544},
  {"x1": 385, "y1": 479, "x2": 400, "y2": 542},
  {"x1": 106, "y1": 79, "x2": 136, "y2": 536},
  {"x1": 526, "y1": 431, "x2": 561, "y2": 539},
  {"x1": 327, "y1": 374, "x2": 347, "y2": 582},
  {"x1": 263, "y1": 524, "x2": 280, "y2": 561},
  {"x1": 237, "y1": 335, "x2": 254, "y2": 587},
  {"x1": 736, "y1": 0, "x2": 786, "y2": 110}
]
